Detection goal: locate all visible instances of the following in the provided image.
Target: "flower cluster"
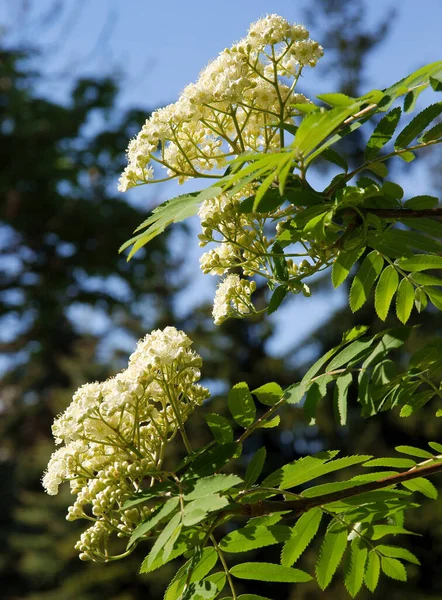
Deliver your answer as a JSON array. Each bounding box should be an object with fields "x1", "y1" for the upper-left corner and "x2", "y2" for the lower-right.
[
  {"x1": 119, "y1": 15, "x2": 327, "y2": 325},
  {"x1": 212, "y1": 274, "x2": 257, "y2": 325},
  {"x1": 43, "y1": 327, "x2": 209, "y2": 561},
  {"x1": 118, "y1": 14, "x2": 322, "y2": 191}
]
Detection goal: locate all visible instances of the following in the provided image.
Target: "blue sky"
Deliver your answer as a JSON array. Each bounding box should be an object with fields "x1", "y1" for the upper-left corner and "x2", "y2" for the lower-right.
[
  {"x1": 2, "y1": 0, "x2": 441, "y2": 356},
  {"x1": 3, "y1": 0, "x2": 441, "y2": 108}
]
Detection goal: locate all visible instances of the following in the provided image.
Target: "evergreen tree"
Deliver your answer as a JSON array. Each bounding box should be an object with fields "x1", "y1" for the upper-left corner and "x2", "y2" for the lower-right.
[{"x1": 0, "y1": 46, "x2": 182, "y2": 599}]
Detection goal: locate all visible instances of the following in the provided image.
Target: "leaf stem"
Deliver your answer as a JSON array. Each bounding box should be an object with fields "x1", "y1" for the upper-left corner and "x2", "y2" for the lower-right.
[{"x1": 210, "y1": 533, "x2": 237, "y2": 599}]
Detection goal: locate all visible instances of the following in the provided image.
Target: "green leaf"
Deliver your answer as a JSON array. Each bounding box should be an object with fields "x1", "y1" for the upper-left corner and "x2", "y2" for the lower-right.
[
  {"x1": 367, "y1": 231, "x2": 413, "y2": 258},
  {"x1": 252, "y1": 382, "x2": 283, "y2": 406},
  {"x1": 377, "y1": 545, "x2": 420, "y2": 565},
  {"x1": 183, "y1": 495, "x2": 229, "y2": 526},
  {"x1": 334, "y1": 372, "x2": 352, "y2": 426},
  {"x1": 128, "y1": 497, "x2": 179, "y2": 547},
  {"x1": 426, "y1": 287, "x2": 442, "y2": 310},
  {"x1": 381, "y1": 61, "x2": 442, "y2": 109},
  {"x1": 409, "y1": 337, "x2": 442, "y2": 368},
  {"x1": 205, "y1": 414, "x2": 233, "y2": 444},
  {"x1": 419, "y1": 121, "x2": 442, "y2": 143},
  {"x1": 430, "y1": 73, "x2": 442, "y2": 91},
  {"x1": 145, "y1": 512, "x2": 182, "y2": 569},
  {"x1": 293, "y1": 104, "x2": 360, "y2": 157},
  {"x1": 395, "y1": 102, "x2": 442, "y2": 149},
  {"x1": 228, "y1": 382, "x2": 256, "y2": 428},
  {"x1": 363, "y1": 458, "x2": 416, "y2": 468},
  {"x1": 400, "y1": 389, "x2": 437, "y2": 416},
  {"x1": 267, "y1": 285, "x2": 289, "y2": 315},
  {"x1": 397, "y1": 254, "x2": 442, "y2": 271},
  {"x1": 283, "y1": 381, "x2": 307, "y2": 405},
  {"x1": 414, "y1": 287, "x2": 428, "y2": 313},
  {"x1": 259, "y1": 415, "x2": 280, "y2": 428},
  {"x1": 403, "y1": 88, "x2": 425, "y2": 113},
  {"x1": 304, "y1": 381, "x2": 325, "y2": 420},
  {"x1": 321, "y1": 147, "x2": 348, "y2": 170},
  {"x1": 345, "y1": 543, "x2": 368, "y2": 598},
  {"x1": 140, "y1": 530, "x2": 203, "y2": 574},
  {"x1": 164, "y1": 547, "x2": 218, "y2": 600},
  {"x1": 184, "y1": 474, "x2": 242, "y2": 500},
  {"x1": 202, "y1": 572, "x2": 226, "y2": 596},
  {"x1": 366, "y1": 162, "x2": 388, "y2": 178},
  {"x1": 402, "y1": 477, "x2": 438, "y2": 499},
  {"x1": 184, "y1": 443, "x2": 241, "y2": 479},
  {"x1": 383, "y1": 181, "x2": 404, "y2": 201},
  {"x1": 263, "y1": 453, "x2": 371, "y2": 490},
  {"x1": 375, "y1": 266, "x2": 399, "y2": 321},
  {"x1": 364, "y1": 550, "x2": 380, "y2": 592},
  {"x1": 299, "y1": 327, "x2": 369, "y2": 389},
  {"x1": 365, "y1": 107, "x2": 402, "y2": 161},
  {"x1": 395, "y1": 278, "x2": 414, "y2": 324},
  {"x1": 230, "y1": 562, "x2": 312, "y2": 583},
  {"x1": 123, "y1": 481, "x2": 177, "y2": 508},
  {"x1": 380, "y1": 556, "x2": 407, "y2": 581},
  {"x1": 188, "y1": 581, "x2": 218, "y2": 599},
  {"x1": 244, "y1": 447, "x2": 266, "y2": 488},
  {"x1": 327, "y1": 337, "x2": 376, "y2": 371},
  {"x1": 316, "y1": 521, "x2": 348, "y2": 590},
  {"x1": 341, "y1": 325, "x2": 371, "y2": 343},
  {"x1": 332, "y1": 247, "x2": 366, "y2": 288},
  {"x1": 411, "y1": 272, "x2": 442, "y2": 287},
  {"x1": 281, "y1": 508, "x2": 323, "y2": 567},
  {"x1": 271, "y1": 241, "x2": 289, "y2": 281},
  {"x1": 403, "y1": 216, "x2": 442, "y2": 239},
  {"x1": 220, "y1": 525, "x2": 291, "y2": 553},
  {"x1": 371, "y1": 525, "x2": 416, "y2": 540},
  {"x1": 398, "y1": 150, "x2": 415, "y2": 162},
  {"x1": 317, "y1": 92, "x2": 356, "y2": 107},
  {"x1": 392, "y1": 230, "x2": 442, "y2": 254},
  {"x1": 241, "y1": 188, "x2": 284, "y2": 213},
  {"x1": 403, "y1": 195, "x2": 439, "y2": 209},
  {"x1": 302, "y1": 480, "x2": 360, "y2": 498},
  {"x1": 222, "y1": 153, "x2": 283, "y2": 191},
  {"x1": 429, "y1": 441, "x2": 442, "y2": 453},
  {"x1": 350, "y1": 251, "x2": 384, "y2": 311},
  {"x1": 121, "y1": 188, "x2": 221, "y2": 259},
  {"x1": 395, "y1": 445, "x2": 434, "y2": 459}
]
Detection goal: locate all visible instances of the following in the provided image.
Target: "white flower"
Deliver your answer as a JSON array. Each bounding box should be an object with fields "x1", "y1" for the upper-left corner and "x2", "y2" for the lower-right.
[
  {"x1": 212, "y1": 274, "x2": 256, "y2": 325},
  {"x1": 118, "y1": 15, "x2": 322, "y2": 190},
  {"x1": 43, "y1": 327, "x2": 209, "y2": 561}
]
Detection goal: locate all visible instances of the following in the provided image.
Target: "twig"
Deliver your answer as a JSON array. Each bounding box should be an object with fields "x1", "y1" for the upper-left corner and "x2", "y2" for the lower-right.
[{"x1": 228, "y1": 458, "x2": 442, "y2": 518}]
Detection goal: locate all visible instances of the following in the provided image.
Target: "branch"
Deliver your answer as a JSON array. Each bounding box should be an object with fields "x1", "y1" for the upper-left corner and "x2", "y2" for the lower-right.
[
  {"x1": 362, "y1": 207, "x2": 442, "y2": 220},
  {"x1": 232, "y1": 459, "x2": 442, "y2": 518}
]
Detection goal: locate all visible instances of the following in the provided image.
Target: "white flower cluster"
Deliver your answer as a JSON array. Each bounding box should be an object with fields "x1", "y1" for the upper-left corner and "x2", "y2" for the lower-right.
[
  {"x1": 43, "y1": 327, "x2": 209, "y2": 561},
  {"x1": 212, "y1": 274, "x2": 257, "y2": 325},
  {"x1": 118, "y1": 14, "x2": 322, "y2": 191},
  {"x1": 118, "y1": 15, "x2": 326, "y2": 325}
]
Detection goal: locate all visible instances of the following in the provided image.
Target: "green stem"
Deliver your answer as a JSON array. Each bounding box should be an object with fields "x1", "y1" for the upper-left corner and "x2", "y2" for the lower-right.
[{"x1": 210, "y1": 534, "x2": 237, "y2": 600}]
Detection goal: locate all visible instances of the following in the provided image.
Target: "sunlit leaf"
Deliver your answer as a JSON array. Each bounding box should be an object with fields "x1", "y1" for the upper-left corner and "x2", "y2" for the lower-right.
[
  {"x1": 364, "y1": 550, "x2": 380, "y2": 592},
  {"x1": 281, "y1": 508, "x2": 323, "y2": 567},
  {"x1": 228, "y1": 382, "x2": 256, "y2": 428},
  {"x1": 230, "y1": 562, "x2": 312, "y2": 583},
  {"x1": 316, "y1": 521, "x2": 348, "y2": 590},
  {"x1": 375, "y1": 266, "x2": 399, "y2": 321},
  {"x1": 220, "y1": 525, "x2": 291, "y2": 553},
  {"x1": 380, "y1": 556, "x2": 407, "y2": 581},
  {"x1": 244, "y1": 447, "x2": 267, "y2": 488},
  {"x1": 365, "y1": 107, "x2": 401, "y2": 161}
]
